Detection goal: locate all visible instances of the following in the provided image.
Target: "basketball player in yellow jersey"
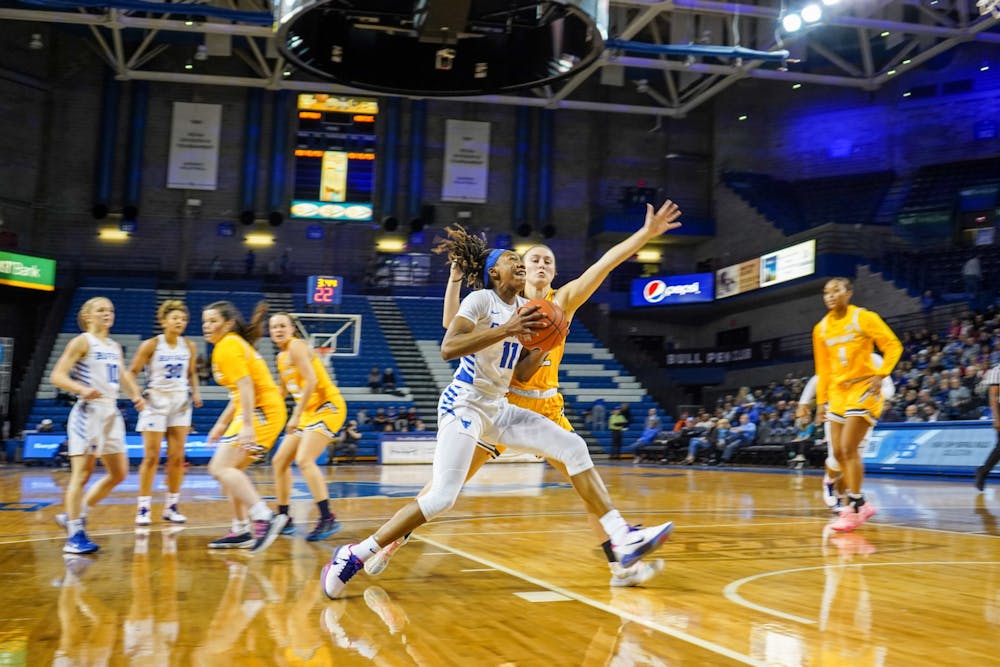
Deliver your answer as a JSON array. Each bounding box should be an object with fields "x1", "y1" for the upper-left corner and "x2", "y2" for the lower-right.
[
  {"x1": 202, "y1": 300, "x2": 288, "y2": 553},
  {"x1": 268, "y1": 312, "x2": 347, "y2": 542},
  {"x1": 813, "y1": 278, "x2": 901, "y2": 532},
  {"x1": 365, "y1": 198, "x2": 683, "y2": 586}
]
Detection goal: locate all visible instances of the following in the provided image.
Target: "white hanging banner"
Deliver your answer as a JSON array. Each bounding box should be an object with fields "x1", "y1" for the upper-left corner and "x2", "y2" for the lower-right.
[
  {"x1": 167, "y1": 102, "x2": 222, "y2": 191},
  {"x1": 441, "y1": 119, "x2": 490, "y2": 203}
]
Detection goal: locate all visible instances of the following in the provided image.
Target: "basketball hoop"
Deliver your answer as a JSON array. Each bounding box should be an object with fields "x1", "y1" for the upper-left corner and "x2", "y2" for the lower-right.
[
  {"x1": 315, "y1": 346, "x2": 334, "y2": 363},
  {"x1": 978, "y1": 0, "x2": 1000, "y2": 18}
]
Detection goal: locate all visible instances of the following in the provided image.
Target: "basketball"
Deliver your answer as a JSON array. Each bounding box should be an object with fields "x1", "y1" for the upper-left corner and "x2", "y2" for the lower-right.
[{"x1": 517, "y1": 298, "x2": 569, "y2": 353}]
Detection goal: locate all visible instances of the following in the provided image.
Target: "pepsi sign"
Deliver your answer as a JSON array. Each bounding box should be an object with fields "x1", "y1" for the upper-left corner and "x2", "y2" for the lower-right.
[{"x1": 631, "y1": 273, "x2": 714, "y2": 307}]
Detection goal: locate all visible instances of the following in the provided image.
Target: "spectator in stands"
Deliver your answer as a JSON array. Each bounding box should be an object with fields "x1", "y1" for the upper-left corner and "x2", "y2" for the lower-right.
[
  {"x1": 755, "y1": 412, "x2": 781, "y2": 444},
  {"x1": 590, "y1": 399, "x2": 607, "y2": 432},
  {"x1": 372, "y1": 408, "x2": 389, "y2": 429},
  {"x1": 52, "y1": 438, "x2": 70, "y2": 469},
  {"x1": 608, "y1": 407, "x2": 627, "y2": 459},
  {"x1": 413, "y1": 419, "x2": 427, "y2": 431},
  {"x1": 619, "y1": 402, "x2": 632, "y2": 427},
  {"x1": 356, "y1": 408, "x2": 369, "y2": 427},
  {"x1": 947, "y1": 376, "x2": 973, "y2": 419},
  {"x1": 963, "y1": 254, "x2": 983, "y2": 305},
  {"x1": 672, "y1": 410, "x2": 691, "y2": 431},
  {"x1": 382, "y1": 367, "x2": 397, "y2": 393},
  {"x1": 788, "y1": 416, "x2": 817, "y2": 465},
  {"x1": 196, "y1": 353, "x2": 210, "y2": 385},
  {"x1": 719, "y1": 413, "x2": 757, "y2": 464},
  {"x1": 38, "y1": 418, "x2": 54, "y2": 433},
  {"x1": 244, "y1": 248, "x2": 256, "y2": 276},
  {"x1": 393, "y1": 410, "x2": 409, "y2": 433},
  {"x1": 405, "y1": 406, "x2": 419, "y2": 427},
  {"x1": 683, "y1": 417, "x2": 720, "y2": 465},
  {"x1": 629, "y1": 408, "x2": 663, "y2": 452},
  {"x1": 367, "y1": 367, "x2": 382, "y2": 393},
  {"x1": 922, "y1": 402, "x2": 942, "y2": 422},
  {"x1": 330, "y1": 420, "x2": 362, "y2": 465},
  {"x1": 210, "y1": 255, "x2": 222, "y2": 279},
  {"x1": 904, "y1": 404, "x2": 923, "y2": 422}
]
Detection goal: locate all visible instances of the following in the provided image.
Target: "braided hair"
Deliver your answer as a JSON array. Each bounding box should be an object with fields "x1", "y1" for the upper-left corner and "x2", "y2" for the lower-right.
[{"x1": 432, "y1": 224, "x2": 492, "y2": 289}]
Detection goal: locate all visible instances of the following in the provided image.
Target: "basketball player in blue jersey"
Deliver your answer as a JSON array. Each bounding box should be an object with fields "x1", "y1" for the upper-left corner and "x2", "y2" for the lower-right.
[
  {"x1": 321, "y1": 228, "x2": 675, "y2": 598},
  {"x1": 128, "y1": 300, "x2": 202, "y2": 526},
  {"x1": 50, "y1": 296, "x2": 147, "y2": 554}
]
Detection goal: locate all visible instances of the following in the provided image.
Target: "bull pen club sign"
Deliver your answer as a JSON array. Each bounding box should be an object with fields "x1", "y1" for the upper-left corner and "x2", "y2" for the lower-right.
[{"x1": 664, "y1": 340, "x2": 781, "y2": 367}]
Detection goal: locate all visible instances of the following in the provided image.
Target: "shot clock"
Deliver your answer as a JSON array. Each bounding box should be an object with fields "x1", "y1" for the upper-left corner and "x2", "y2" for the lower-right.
[{"x1": 307, "y1": 275, "x2": 343, "y2": 306}]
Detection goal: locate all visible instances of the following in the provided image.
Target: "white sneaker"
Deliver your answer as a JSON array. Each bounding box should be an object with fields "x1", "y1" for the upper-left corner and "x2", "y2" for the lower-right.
[
  {"x1": 611, "y1": 522, "x2": 674, "y2": 568},
  {"x1": 610, "y1": 558, "x2": 665, "y2": 587},
  {"x1": 162, "y1": 506, "x2": 187, "y2": 524},
  {"x1": 364, "y1": 535, "x2": 409, "y2": 576},
  {"x1": 135, "y1": 507, "x2": 152, "y2": 526},
  {"x1": 822, "y1": 474, "x2": 843, "y2": 511},
  {"x1": 321, "y1": 544, "x2": 364, "y2": 599}
]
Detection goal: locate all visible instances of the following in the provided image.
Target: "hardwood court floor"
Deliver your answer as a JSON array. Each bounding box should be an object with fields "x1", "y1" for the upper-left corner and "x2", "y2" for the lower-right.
[{"x1": 0, "y1": 461, "x2": 997, "y2": 666}]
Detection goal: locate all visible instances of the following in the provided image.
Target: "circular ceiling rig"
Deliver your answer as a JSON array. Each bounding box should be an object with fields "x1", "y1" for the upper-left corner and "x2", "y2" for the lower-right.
[{"x1": 273, "y1": 0, "x2": 609, "y2": 96}]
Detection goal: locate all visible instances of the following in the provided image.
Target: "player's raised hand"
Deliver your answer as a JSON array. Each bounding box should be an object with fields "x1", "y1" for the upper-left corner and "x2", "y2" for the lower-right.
[{"x1": 644, "y1": 199, "x2": 683, "y2": 236}]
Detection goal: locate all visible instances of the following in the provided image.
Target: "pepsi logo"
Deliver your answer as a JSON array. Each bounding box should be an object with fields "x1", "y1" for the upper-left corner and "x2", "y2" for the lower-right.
[{"x1": 643, "y1": 280, "x2": 668, "y2": 303}]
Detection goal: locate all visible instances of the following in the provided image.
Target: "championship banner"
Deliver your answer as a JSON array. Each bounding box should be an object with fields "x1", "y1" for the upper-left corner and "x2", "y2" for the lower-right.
[
  {"x1": 167, "y1": 102, "x2": 222, "y2": 190},
  {"x1": 441, "y1": 119, "x2": 490, "y2": 203}
]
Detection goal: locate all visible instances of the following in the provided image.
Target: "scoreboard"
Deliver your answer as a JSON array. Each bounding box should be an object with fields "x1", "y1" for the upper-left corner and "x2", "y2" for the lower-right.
[{"x1": 290, "y1": 94, "x2": 378, "y2": 222}]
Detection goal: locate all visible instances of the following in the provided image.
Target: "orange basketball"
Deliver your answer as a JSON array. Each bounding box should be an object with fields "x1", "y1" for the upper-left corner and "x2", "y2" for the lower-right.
[{"x1": 517, "y1": 298, "x2": 569, "y2": 353}]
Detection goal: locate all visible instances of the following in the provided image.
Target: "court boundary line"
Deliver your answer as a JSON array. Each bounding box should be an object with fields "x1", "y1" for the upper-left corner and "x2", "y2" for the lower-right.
[
  {"x1": 415, "y1": 534, "x2": 768, "y2": 667},
  {"x1": 723, "y1": 559, "x2": 1000, "y2": 625}
]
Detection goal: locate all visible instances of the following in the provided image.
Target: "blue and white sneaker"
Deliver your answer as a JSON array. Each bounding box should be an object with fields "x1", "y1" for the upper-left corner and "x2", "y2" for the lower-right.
[
  {"x1": 135, "y1": 506, "x2": 152, "y2": 526},
  {"x1": 306, "y1": 516, "x2": 341, "y2": 542},
  {"x1": 611, "y1": 522, "x2": 674, "y2": 568},
  {"x1": 822, "y1": 474, "x2": 844, "y2": 512},
  {"x1": 64, "y1": 530, "x2": 99, "y2": 555},
  {"x1": 321, "y1": 544, "x2": 364, "y2": 599}
]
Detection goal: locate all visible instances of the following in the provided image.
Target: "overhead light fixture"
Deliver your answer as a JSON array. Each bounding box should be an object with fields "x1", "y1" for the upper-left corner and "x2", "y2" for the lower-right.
[
  {"x1": 636, "y1": 249, "x2": 661, "y2": 263},
  {"x1": 245, "y1": 233, "x2": 275, "y2": 247},
  {"x1": 887, "y1": 69, "x2": 897, "y2": 76},
  {"x1": 782, "y1": 13, "x2": 803, "y2": 32},
  {"x1": 184, "y1": 60, "x2": 194, "y2": 70},
  {"x1": 981, "y1": 62, "x2": 991, "y2": 72},
  {"x1": 376, "y1": 237, "x2": 406, "y2": 252},
  {"x1": 801, "y1": 4, "x2": 823, "y2": 22},
  {"x1": 903, "y1": 91, "x2": 912, "y2": 97},
  {"x1": 98, "y1": 228, "x2": 129, "y2": 241},
  {"x1": 880, "y1": 31, "x2": 890, "y2": 37},
  {"x1": 792, "y1": 83, "x2": 802, "y2": 89},
  {"x1": 738, "y1": 114, "x2": 748, "y2": 121},
  {"x1": 29, "y1": 33, "x2": 43, "y2": 50},
  {"x1": 194, "y1": 44, "x2": 208, "y2": 62},
  {"x1": 821, "y1": 0, "x2": 840, "y2": 5}
]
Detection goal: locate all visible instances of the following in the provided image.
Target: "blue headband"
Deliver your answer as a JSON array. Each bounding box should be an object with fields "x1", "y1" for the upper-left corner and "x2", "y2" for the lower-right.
[{"x1": 483, "y1": 248, "x2": 505, "y2": 287}]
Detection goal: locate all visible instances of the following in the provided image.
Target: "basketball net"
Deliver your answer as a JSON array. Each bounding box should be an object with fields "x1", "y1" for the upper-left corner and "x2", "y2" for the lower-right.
[{"x1": 979, "y1": 0, "x2": 1000, "y2": 18}]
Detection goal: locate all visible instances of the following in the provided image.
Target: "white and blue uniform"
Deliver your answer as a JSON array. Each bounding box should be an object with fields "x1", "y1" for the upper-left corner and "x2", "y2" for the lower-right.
[
  {"x1": 66, "y1": 332, "x2": 126, "y2": 456},
  {"x1": 420, "y1": 290, "x2": 593, "y2": 521},
  {"x1": 137, "y1": 335, "x2": 193, "y2": 432}
]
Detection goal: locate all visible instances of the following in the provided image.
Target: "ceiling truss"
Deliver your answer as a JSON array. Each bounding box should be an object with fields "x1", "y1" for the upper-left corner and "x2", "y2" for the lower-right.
[{"x1": 1, "y1": 0, "x2": 998, "y2": 116}]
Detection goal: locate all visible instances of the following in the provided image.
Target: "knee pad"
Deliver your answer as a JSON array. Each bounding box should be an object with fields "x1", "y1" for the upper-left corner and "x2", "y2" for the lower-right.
[
  {"x1": 416, "y1": 484, "x2": 461, "y2": 520},
  {"x1": 825, "y1": 456, "x2": 841, "y2": 472},
  {"x1": 551, "y1": 433, "x2": 593, "y2": 477}
]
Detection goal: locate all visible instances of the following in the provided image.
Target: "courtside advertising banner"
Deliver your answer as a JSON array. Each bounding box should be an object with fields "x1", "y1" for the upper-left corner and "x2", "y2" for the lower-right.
[
  {"x1": 630, "y1": 273, "x2": 714, "y2": 307},
  {"x1": 0, "y1": 251, "x2": 55, "y2": 291},
  {"x1": 441, "y1": 119, "x2": 490, "y2": 203},
  {"x1": 167, "y1": 102, "x2": 222, "y2": 190}
]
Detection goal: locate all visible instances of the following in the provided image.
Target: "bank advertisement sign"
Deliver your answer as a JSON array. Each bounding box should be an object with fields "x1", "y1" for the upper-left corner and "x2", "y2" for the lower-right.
[
  {"x1": 0, "y1": 251, "x2": 55, "y2": 291},
  {"x1": 631, "y1": 272, "x2": 714, "y2": 307}
]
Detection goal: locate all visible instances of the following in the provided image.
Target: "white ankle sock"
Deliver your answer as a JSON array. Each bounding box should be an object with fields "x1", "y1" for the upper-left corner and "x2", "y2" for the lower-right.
[
  {"x1": 599, "y1": 510, "x2": 629, "y2": 544},
  {"x1": 352, "y1": 536, "x2": 382, "y2": 562},
  {"x1": 166, "y1": 493, "x2": 180, "y2": 508},
  {"x1": 248, "y1": 502, "x2": 272, "y2": 521},
  {"x1": 137, "y1": 496, "x2": 151, "y2": 509}
]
